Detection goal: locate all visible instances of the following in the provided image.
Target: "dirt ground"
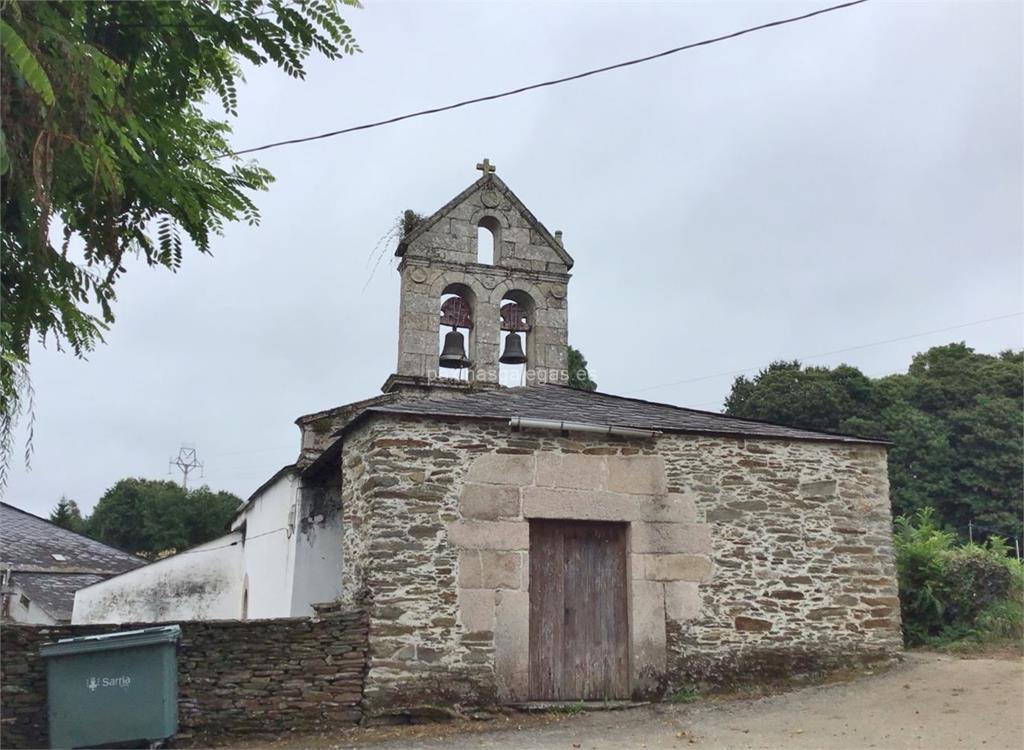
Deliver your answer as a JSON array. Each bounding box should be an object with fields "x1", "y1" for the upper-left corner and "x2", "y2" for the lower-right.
[{"x1": 231, "y1": 651, "x2": 1024, "y2": 750}]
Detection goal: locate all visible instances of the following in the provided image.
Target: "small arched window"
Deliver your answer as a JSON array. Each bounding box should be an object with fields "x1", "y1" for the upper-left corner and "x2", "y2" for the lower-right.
[{"x1": 476, "y1": 216, "x2": 501, "y2": 265}]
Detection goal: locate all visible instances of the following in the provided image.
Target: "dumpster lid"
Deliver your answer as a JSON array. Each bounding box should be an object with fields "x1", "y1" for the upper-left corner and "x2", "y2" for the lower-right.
[{"x1": 41, "y1": 625, "x2": 181, "y2": 657}]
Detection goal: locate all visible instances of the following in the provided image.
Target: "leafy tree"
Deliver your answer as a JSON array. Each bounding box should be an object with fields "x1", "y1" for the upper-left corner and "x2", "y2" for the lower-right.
[
  {"x1": 49, "y1": 495, "x2": 84, "y2": 533},
  {"x1": 567, "y1": 345, "x2": 597, "y2": 391},
  {"x1": 0, "y1": 0, "x2": 360, "y2": 482},
  {"x1": 725, "y1": 344, "x2": 1023, "y2": 541},
  {"x1": 725, "y1": 361, "x2": 878, "y2": 435},
  {"x1": 86, "y1": 478, "x2": 241, "y2": 558}
]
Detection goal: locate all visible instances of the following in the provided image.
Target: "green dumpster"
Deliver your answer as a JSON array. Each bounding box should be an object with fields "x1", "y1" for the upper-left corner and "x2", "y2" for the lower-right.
[{"x1": 41, "y1": 625, "x2": 181, "y2": 749}]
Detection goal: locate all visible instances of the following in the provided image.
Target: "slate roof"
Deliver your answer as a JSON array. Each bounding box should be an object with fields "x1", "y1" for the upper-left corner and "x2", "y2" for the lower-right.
[
  {"x1": 13, "y1": 572, "x2": 105, "y2": 622},
  {"x1": 1, "y1": 503, "x2": 145, "y2": 621},
  {"x1": 356, "y1": 384, "x2": 886, "y2": 445},
  {"x1": 1, "y1": 503, "x2": 144, "y2": 573}
]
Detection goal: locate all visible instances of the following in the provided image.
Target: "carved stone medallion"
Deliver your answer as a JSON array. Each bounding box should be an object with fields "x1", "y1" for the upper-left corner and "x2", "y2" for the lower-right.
[{"x1": 481, "y1": 189, "x2": 501, "y2": 209}]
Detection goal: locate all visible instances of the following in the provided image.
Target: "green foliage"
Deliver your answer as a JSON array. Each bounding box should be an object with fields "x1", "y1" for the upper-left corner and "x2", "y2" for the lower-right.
[
  {"x1": 894, "y1": 508, "x2": 954, "y2": 643},
  {"x1": 567, "y1": 346, "x2": 597, "y2": 391},
  {"x1": 48, "y1": 495, "x2": 84, "y2": 533},
  {"x1": 725, "y1": 361, "x2": 878, "y2": 434},
  {"x1": 668, "y1": 686, "x2": 700, "y2": 704},
  {"x1": 0, "y1": 0, "x2": 360, "y2": 481},
  {"x1": 894, "y1": 508, "x2": 1023, "y2": 648},
  {"x1": 943, "y1": 547, "x2": 1014, "y2": 624},
  {"x1": 85, "y1": 478, "x2": 242, "y2": 559},
  {"x1": 0, "y1": 18, "x2": 53, "y2": 105},
  {"x1": 401, "y1": 209, "x2": 425, "y2": 238},
  {"x1": 725, "y1": 344, "x2": 1023, "y2": 541}
]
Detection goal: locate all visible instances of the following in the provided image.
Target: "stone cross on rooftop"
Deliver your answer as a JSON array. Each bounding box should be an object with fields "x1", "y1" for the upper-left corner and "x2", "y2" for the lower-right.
[{"x1": 476, "y1": 158, "x2": 496, "y2": 174}]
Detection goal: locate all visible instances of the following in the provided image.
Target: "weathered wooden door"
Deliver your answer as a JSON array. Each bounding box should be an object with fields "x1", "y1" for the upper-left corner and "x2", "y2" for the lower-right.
[{"x1": 528, "y1": 520, "x2": 629, "y2": 700}]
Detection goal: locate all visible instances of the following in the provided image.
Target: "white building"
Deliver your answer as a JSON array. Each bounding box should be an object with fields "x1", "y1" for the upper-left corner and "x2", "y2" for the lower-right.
[
  {"x1": 1, "y1": 503, "x2": 145, "y2": 624},
  {"x1": 72, "y1": 464, "x2": 343, "y2": 623}
]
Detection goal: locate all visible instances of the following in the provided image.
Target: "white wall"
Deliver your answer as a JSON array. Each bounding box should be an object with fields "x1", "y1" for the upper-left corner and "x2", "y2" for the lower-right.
[
  {"x1": 72, "y1": 532, "x2": 244, "y2": 624},
  {"x1": 6, "y1": 583, "x2": 58, "y2": 624},
  {"x1": 71, "y1": 467, "x2": 345, "y2": 624},
  {"x1": 290, "y1": 486, "x2": 345, "y2": 616},
  {"x1": 231, "y1": 472, "x2": 300, "y2": 619}
]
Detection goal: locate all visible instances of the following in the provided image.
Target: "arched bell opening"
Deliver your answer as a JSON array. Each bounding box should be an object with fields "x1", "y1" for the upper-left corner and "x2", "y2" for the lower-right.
[
  {"x1": 498, "y1": 290, "x2": 534, "y2": 387},
  {"x1": 476, "y1": 215, "x2": 501, "y2": 265},
  {"x1": 439, "y1": 283, "x2": 475, "y2": 380}
]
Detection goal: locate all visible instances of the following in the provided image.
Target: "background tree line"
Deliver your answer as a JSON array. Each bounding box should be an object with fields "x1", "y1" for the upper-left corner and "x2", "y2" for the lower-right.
[
  {"x1": 725, "y1": 342, "x2": 1023, "y2": 544},
  {"x1": 50, "y1": 479, "x2": 242, "y2": 559}
]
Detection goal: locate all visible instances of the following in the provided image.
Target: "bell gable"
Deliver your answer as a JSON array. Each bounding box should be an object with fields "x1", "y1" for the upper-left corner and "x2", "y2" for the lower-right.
[{"x1": 396, "y1": 168, "x2": 573, "y2": 274}]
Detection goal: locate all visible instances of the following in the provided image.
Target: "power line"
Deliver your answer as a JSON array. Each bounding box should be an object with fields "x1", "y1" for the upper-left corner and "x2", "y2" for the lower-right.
[
  {"x1": 222, "y1": 0, "x2": 870, "y2": 159},
  {"x1": 629, "y1": 311, "x2": 1024, "y2": 396}
]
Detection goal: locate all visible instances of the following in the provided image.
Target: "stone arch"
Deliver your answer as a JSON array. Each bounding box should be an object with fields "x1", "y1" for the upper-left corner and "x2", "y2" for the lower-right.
[
  {"x1": 487, "y1": 278, "x2": 545, "y2": 307},
  {"x1": 498, "y1": 288, "x2": 536, "y2": 380},
  {"x1": 439, "y1": 282, "x2": 477, "y2": 374},
  {"x1": 469, "y1": 209, "x2": 511, "y2": 230}
]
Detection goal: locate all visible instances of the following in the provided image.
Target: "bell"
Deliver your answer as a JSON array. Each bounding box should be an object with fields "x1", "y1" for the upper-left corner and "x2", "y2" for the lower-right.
[
  {"x1": 439, "y1": 329, "x2": 470, "y2": 369},
  {"x1": 499, "y1": 332, "x2": 527, "y2": 365}
]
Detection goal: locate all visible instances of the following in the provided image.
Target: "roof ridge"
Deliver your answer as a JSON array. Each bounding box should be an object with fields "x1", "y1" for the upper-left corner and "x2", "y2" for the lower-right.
[{"x1": 538, "y1": 383, "x2": 886, "y2": 443}]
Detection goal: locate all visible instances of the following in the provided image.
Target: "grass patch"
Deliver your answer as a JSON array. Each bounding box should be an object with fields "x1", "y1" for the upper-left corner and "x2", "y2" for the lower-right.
[
  {"x1": 668, "y1": 686, "x2": 700, "y2": 704},
  {"x1": 546, "y1": 702, "x2": 585, "y2": 715}
]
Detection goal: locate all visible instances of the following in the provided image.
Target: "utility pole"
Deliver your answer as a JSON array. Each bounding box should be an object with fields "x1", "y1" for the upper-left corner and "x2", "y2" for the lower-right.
[
  {"x1": 168, "y1": 444, "x2": 203, "y2": 490},
  {"x1": 968, "y1": 520, "x2": 973, "y2": 544}
]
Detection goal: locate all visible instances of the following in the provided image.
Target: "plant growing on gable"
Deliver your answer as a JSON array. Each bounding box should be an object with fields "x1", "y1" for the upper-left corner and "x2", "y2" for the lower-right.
[{"x1": 0, "y1": 0, "x2": 360, "y2": 484}]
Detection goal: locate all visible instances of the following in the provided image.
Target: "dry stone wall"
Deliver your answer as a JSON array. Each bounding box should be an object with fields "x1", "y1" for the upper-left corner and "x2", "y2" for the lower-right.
[
  {"x1": 0, "y1": 606, "x2": 367, "y2": 748},
  {"x1": 340, "y1": 414, "x2": 901, "y2": 715}
]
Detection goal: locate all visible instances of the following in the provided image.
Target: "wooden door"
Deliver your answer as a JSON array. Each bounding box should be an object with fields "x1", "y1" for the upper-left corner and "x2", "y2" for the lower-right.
[{"x1": 528, "y1": 519, "x2": 629, "y2": 700}]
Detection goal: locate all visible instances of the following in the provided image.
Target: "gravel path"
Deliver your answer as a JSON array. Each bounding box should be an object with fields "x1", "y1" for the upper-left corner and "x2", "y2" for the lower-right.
[{"x1": 233, "y1": 651, "x2": 1024, "y2": 750}]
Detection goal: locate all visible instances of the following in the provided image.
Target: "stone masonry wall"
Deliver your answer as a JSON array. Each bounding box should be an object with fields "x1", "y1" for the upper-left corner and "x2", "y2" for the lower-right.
[
  {"x1": 340, "y1": 415, "x2": 901, "y2": 715},
  {"x1": 0, "y1": 606, "x2": 367, "y2": 748}
]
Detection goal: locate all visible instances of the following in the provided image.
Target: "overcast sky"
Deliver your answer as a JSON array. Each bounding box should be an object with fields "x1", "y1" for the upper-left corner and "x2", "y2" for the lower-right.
[{"x1": 6, "y1": 1, "x2": 1022, "y2": 518}]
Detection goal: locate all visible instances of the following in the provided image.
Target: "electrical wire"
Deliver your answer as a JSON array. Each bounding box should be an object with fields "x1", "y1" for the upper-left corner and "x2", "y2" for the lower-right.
[
  {"x1": 222, "y1": 0, "x2": 870, "y2": 159},
  {"x1": 628, "y1": 311, "x2": 1024, "y2": 396}
]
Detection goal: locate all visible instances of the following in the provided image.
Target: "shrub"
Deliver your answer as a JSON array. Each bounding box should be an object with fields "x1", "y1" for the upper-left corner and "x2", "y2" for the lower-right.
[
  {"x1": 894, "y1": 508, "x2": 953, "y2": 643},
  {"x1": 894, "y1": 507, "x2": 1023, "y2": 647},
  {"x1": 943, "y1": 548, "x2": 1013, "y2": 623}
]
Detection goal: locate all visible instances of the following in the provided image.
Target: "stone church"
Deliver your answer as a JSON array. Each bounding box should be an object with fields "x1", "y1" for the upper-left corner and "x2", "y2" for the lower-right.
[
  {"x1": 295, "y1": 161, "x2": 903, "y2": 713},
  {"x1": 74, "y1": 161, "x2": 902, "y2": 715}
]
